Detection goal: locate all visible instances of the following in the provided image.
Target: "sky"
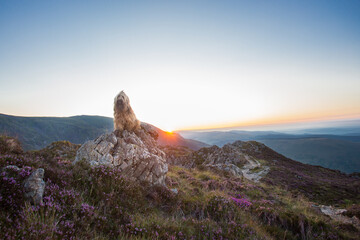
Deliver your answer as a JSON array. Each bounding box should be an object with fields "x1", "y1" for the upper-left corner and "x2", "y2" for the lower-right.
[{"x1": 0, "y1": 0, "x2": 359, "y2": 132}]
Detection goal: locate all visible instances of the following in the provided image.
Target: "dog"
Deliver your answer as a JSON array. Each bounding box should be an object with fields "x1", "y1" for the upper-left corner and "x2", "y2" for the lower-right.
[{"x1": 113, "y1": 91, "x2": 140, "y2": 132}]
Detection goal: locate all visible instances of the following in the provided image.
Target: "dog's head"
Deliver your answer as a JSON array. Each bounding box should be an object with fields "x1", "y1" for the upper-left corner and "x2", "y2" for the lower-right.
[{"x1": 114, "y1": 91, "x2": 130, "y2": 112}]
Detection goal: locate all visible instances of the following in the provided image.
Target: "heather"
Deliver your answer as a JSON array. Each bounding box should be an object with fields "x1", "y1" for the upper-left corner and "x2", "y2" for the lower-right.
[{"x1": 0, "y1": 140, "x2": 359, "y2": 239}]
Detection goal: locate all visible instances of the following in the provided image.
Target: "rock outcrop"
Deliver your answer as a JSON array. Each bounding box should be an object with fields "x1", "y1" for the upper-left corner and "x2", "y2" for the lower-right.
[
  {"x1": 74, "y1": 92, "x2": 168, "y2": 185},
  {"x1": 310, "y1": 204, "x2": 360, "y2": 230},
  {"x1": 166, "y1": 141, "x2": 270, "y2": 182}
]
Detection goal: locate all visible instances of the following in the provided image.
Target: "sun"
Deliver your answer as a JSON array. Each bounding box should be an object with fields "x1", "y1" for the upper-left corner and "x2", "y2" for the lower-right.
[{"x1": 163, "y1": 126, "x2": 174, "y2": 133}]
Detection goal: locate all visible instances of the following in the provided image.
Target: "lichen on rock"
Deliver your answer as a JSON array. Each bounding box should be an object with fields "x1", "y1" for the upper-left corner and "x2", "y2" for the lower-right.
[{"x1": 23, "y1": 168, "x2": 45, "y2": 205}]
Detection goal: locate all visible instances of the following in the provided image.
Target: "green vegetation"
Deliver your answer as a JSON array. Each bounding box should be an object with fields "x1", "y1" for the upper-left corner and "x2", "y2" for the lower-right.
[
  {"x1": 1, "y1": 137, "x2": 359, "y2": 239},
  {"x1": 0, "y1": 114, "x2": 113, "y2": 150}
]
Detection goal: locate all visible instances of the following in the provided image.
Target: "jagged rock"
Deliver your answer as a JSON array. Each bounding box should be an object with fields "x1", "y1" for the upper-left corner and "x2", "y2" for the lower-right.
[
  {"x1": 75, "y1": 128, "x2": 168, "y2": 185},
  {"x1": 140, "y1": 122, "x2": 159, "y2": 140},
  {"x1": 74, "y1": 92, "x2": 168, "y2": 185},
  {"x1": 311, "y1": 205, "x2": 360, "y2": 230},
  {"x1": 166, "y1": 141, "x2": 270, "y2": 181},
  {"x1": 23, "y1": 168, "x2": 45, "y2": 205},
  {"x1": 206, "y1": 163, "x2": 244, "y2": 177}
]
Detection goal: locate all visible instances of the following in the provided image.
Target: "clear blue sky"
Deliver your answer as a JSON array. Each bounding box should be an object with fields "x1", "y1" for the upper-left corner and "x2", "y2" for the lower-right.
[{"x1": 1, "y1": 0, "x2": 359, "y2": 131}]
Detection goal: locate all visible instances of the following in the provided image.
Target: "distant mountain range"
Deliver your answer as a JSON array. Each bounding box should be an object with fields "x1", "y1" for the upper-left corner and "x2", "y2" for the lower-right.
[
  {"x1": 1, "y1": 113, "x2": 359, "y2": 173},
  {"x1": 179, "y1": 130, "x2": 360, "y2": 174},
  {"x1": 0, "y1": 114, "x2": 208, "y2": 151}
]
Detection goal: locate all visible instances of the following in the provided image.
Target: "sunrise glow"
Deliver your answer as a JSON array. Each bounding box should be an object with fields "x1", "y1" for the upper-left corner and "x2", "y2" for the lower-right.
[{"x1": 0, "y1": 1, "x2": 359, "y2": 131}]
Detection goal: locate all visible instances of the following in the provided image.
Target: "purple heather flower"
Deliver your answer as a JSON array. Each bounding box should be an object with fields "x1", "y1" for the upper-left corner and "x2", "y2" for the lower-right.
[{"x1": 231, "y1": 195, "x2": 252, "y2": 208}]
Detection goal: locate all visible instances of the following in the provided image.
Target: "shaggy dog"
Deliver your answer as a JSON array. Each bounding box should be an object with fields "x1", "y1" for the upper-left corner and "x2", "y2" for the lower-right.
[{"x1": 113, "y1": 91, "x2": 140, "y2": 132}]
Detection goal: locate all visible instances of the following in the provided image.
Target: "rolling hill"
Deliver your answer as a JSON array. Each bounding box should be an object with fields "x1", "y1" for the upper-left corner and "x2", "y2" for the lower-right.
[{"x1": 0, "y1": 114, "x2": 114, "y2": 150}]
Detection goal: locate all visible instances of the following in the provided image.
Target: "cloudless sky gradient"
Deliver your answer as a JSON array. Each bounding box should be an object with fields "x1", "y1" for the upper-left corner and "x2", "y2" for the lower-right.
[{"x1": 0, "y1": 0, "x2": 359, "y2": 131}]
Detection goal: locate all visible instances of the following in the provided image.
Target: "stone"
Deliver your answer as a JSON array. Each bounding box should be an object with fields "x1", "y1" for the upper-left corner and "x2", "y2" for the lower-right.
[
  {"x1": 2, "y1": 165, "x2": 21, "y2": 173},
  {"x1": 23, "y1": 168, "x2": 45, "y2": 205},
  {"x1": 170, "y1": 188, "x2": 178, "y2": 194},
  {"x1": 74, "y1": 129, "x2": 168, "y2": 185},
  {"x1": 166, "y1": 141, "x2": 270, "y2": 181},
  {"x1": 206, "y1": 163, "x2": 244, "y2": 177}
]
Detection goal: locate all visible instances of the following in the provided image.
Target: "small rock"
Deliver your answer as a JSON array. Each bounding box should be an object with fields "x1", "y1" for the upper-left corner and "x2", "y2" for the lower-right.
[
  {"x1": 23, "y1": 168, "x2": 45, "y2": 205},
  {"x1": 2, "y1": 165, "x2": 21, "y2": 174}
]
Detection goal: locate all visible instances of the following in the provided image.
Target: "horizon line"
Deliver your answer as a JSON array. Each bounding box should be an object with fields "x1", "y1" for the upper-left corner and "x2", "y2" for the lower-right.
[
  {"x1": 174, "y1": 113, "x2": 360, "y2": 132},
  {"x1": 1, "y1": 112, "x2": 360, "y2": 133}
]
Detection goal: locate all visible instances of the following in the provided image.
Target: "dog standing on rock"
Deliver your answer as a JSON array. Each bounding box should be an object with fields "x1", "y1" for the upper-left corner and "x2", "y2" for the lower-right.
[{"x1": 113, "y1": 91, "x2": 140, "y2": 132}]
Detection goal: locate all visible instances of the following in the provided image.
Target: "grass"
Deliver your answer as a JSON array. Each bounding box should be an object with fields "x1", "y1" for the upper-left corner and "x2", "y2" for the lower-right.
[
  {"x1": 0, "y1": 137, "x2": 359, "y2": 239},
  {"x1": 249, "y1": 166, "x2": 263, "y2": 173}
]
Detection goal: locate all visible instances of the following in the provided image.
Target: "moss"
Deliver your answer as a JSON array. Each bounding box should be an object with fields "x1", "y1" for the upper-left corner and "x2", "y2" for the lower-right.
[{"x1": 250, "y1": 166, "x2": 263, "y2": 173}]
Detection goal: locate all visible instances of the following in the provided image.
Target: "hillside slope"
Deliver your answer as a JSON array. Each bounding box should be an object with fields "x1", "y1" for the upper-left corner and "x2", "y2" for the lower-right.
[
  {"x1": 0, "y1": 114, "x2": 114, "y2": 150},
  {"x1": 1, "y1": 137, "x2": 359, "y2": 239},
  {"x1": 166, "y1": 140, "x2": 360, "y2": 205},
  {"x1": 260, "y1": 138, "x2": 360, "y2": 174}
]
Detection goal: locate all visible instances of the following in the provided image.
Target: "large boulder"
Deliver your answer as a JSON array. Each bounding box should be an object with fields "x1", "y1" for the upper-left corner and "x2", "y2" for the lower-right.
[{"x1": 74, "y1": 128, "x2": 168, "y2": 185}]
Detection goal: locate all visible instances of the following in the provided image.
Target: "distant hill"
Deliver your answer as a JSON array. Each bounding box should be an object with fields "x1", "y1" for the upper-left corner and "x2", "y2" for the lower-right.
[
  {"x1": 179, "y1": 130, "x2": 360, "y2": 146},
  {"x1": 0, "y1": 114, "x2": 208, "y2": 151},
  {"x1": 260, "y1": 138, "x2": 360, "y2": 174},
  {"x1": 0, "y1": 114, "x2": 114, "y2": 150},
  {"x1": 179, "y1": 130, "x2": 360, "y2": 173}
]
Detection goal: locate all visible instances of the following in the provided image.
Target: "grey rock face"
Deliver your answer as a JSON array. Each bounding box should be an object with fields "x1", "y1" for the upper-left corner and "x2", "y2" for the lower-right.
[
  {"x1": 167, "y1": 141, "x2": 269, "y2": 181},
  {"x1": 74, "y1": 127, "x2": 168, "y2": 185},
  {"x1": 23, "y1": 168, "x2": 45, "y2": 205},
  {"x1": 206, "y1": 163, "x2": 244, "y2": 177}
]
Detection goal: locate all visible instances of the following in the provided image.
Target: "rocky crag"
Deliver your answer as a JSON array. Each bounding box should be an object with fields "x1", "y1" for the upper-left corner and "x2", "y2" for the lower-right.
[
  {"x1": 166, "y1": 140, "x2": 270, "y2": 182},
  {"x1": 74, "y1": 91, "x2": 168, "y2": 185}
]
